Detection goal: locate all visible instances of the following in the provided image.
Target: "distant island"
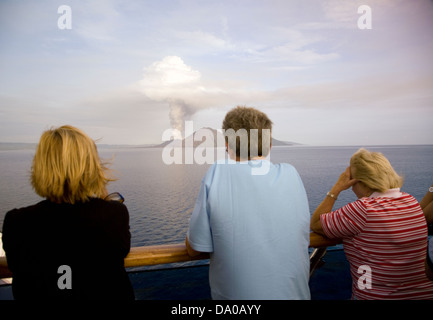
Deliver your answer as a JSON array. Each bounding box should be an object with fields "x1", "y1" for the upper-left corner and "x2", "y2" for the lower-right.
[
  {"x1": 148, "y1": 127, "x2": 300, "y2": 148},
  {"x1": 0, "y1": 128, "x2": 300, "y2": 150}
]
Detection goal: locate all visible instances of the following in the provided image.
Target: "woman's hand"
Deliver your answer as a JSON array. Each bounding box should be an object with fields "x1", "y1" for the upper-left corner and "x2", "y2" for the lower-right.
[{"x1": 331, "y1": 167, "x2": 358, "y2": 196}]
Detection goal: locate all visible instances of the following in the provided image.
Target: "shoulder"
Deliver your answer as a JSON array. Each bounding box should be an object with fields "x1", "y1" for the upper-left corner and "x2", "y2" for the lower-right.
[
  {"x1": 202, "y1": 161, "x2": 229, "y2": 181},
  {"x1": 84, "y1": 198, "x2": 129, "y2": 216},
  {"x1": 321, "y1": 200, "x2": 369, "y2": 237},
  {"x1": 274, "y1": 162, "x2": 297, "y2": 173},
  {"x1": 88, "y1": 197, "x2": 127, "y2": 208},
  {"x1": 325, "y1": 199, "x2": 369, "y2": 223},
  {"x1": 400, "y1": 192, "x2": 420, "y2": 204},
  {"x1": 2, "y1": 201, "x2": 52, "y2": 244},
  {"x1": 4, "y1": 200, "x2": 49, "y2": 222},
  {"x1": 272, "y1": 162, "x2": 303, "y2": 181},
  {"x1": 361, "y1": 192, "x2": 418, "y2": 208},
  {"x1": 344, "y1": 198, "x2": 369, "y2": 213},
  {"x1": 6, "y1": 200, "x2": 50, "y2": 213}
]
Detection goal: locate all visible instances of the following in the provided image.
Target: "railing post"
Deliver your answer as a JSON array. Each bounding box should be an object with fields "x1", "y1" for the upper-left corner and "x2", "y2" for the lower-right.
[{"x1": 309, "y1": 247, "x2": 327, "y2": 277}]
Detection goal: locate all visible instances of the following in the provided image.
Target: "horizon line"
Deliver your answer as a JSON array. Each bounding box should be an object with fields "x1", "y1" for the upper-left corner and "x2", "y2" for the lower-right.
[{"x1": 0, "y1": 141, "x2": 432, "y2": 148}]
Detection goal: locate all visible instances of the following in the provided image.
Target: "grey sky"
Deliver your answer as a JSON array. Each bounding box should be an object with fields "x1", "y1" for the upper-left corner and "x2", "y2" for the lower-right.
[{"x1": 0, "y1": 0, "x2": 432, "y2": 145}]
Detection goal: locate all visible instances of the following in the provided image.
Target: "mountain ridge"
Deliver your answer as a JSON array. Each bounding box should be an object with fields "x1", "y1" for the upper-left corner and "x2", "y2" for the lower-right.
[{"x1": 149, "y1": 127, "x2": 300, "y2": 148}]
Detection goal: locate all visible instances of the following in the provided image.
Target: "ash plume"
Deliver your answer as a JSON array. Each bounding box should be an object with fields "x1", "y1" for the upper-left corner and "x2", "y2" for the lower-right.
[{"x1": 139, "y1": 56, "x2": 202, "y2": 137}]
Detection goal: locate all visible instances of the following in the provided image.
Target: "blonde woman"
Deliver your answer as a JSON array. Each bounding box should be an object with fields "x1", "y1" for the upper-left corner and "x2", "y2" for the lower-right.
[
  {"x1": 2, "y1": 125, "x2": 134, "y2": 300},
  {"x1": 311, "y1": 148, "x2": 433, "y2": 300}
]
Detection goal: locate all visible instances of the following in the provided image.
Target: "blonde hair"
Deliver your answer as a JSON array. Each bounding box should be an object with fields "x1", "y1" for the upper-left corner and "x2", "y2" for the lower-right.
[
  {"x1": 222, "y1": 106, "x2": 273, "y2": 159},
  {"x1": 350, "y1": 148, "x2": 403, "y2": 193},
  {"x1": 31, "y1": 125, "x2": 113, "y2": 204}
]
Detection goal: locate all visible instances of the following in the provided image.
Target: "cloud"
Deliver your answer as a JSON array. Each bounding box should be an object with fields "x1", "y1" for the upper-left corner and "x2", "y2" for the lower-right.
[
  {"x1": 138, "y1": 56, "x2": 237, "y2": 137},
  {"x1": 140, "y1": 56, "x2": 201, "y2": 97},
  {"x1": 139, "y1": 56, "x2": 204, "y2": 135}
]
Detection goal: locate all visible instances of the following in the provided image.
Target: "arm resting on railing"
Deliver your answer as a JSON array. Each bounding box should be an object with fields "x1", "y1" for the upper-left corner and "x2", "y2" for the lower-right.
[
  {"x1": 0, "y1": 232, "x2": 341, "y2": 279},
  {"x1": 125, "y1": 243, "x2": 210, "y2": 268},
  {"x1": 309, "y1": 232, "x2": 341, "y2": 248}
]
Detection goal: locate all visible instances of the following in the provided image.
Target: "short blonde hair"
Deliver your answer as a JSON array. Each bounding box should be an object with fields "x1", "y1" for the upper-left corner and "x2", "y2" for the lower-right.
[
  {"x1": 31, "y1": 125, "x2": 112, "y2": 204},
  {"x1": 350, "y1": 148, "x2": 403, "y2": 193},
  {"x1": 222, "y1": 106, "x2": 273, "y2": 159}
]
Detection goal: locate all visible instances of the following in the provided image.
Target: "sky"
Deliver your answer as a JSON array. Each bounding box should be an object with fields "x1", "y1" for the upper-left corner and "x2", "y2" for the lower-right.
[{"x1": 0, "y1": 0, "x2": 432, "y2": 146}]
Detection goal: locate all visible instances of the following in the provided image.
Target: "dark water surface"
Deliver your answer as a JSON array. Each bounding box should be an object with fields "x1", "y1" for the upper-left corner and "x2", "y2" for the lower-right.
[{"x1": 1, "y1": 144, "x2": 432, "y2": 248}]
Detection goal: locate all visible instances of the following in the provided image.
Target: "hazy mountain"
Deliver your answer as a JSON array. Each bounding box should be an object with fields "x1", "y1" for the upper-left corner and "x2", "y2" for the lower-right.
[{"x1": 149, "y1": 127, "x2": 300, "y2": 148}]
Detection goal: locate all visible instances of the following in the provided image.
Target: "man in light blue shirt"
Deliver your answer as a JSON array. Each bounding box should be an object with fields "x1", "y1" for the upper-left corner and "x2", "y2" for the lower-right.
[{"x1": 186, "y1": 106, "x2": 311, "y2": 300}]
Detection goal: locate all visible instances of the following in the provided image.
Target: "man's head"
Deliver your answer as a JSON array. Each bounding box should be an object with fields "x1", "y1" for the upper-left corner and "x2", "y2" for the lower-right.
[{"x1": 222, "y1": 106, "x2": 272, "y2": 160}]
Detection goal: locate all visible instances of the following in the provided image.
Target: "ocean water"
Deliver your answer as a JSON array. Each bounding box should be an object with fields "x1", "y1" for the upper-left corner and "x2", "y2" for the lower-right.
[{"x1": 1, "y1": 144, "x2": 432, "y2": 249}]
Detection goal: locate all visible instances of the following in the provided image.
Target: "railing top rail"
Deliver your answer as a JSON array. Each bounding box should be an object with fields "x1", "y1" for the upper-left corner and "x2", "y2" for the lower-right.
[{"x1": 0, "y1": 232, "x2": 340, "y2": 279}]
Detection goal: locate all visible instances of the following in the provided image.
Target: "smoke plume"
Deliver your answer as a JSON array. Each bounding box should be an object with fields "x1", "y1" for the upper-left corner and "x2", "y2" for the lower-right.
[{"x1": 139, "y1": 56, "x2": 202, "y2": 137}]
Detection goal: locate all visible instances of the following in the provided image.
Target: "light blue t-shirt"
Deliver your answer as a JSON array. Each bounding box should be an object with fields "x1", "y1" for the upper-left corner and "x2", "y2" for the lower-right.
[{"x1": 187, "y1": 159, "x2": 311, "y2": 300}]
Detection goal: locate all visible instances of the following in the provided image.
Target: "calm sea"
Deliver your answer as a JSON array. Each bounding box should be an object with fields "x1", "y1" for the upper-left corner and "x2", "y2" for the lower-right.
[{"x1": 1, "y1": 144, "x2": 432, "y2": 249}]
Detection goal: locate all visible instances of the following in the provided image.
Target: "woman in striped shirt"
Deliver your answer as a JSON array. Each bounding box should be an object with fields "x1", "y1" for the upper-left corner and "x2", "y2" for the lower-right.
[{"x1": 310, "y1": 148, "x2": 433, "y2": 300}]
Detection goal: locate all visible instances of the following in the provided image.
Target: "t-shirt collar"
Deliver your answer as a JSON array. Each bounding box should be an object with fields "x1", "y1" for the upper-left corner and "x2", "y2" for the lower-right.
[{"x1": 369, "y1": 188, "x2": 402, "y2": 199}]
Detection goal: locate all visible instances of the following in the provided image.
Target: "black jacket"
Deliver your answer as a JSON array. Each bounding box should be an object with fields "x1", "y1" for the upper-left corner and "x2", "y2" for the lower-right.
[{"x1": 2, "y1": 198, "x2": 135, "y2": 300}]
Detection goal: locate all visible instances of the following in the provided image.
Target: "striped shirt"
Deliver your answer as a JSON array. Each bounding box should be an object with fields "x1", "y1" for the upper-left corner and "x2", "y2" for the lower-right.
[{"x1": 321, "y1": 189, "x2": 433, "y2": 300}]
